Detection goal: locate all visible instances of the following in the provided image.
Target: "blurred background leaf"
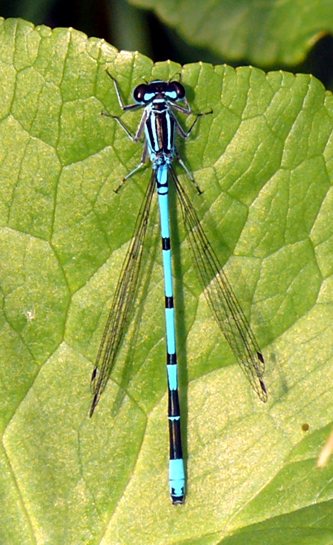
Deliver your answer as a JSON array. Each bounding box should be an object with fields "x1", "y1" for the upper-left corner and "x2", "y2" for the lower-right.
[{"x1": 1, "y1": 0, "x2": 333, "y2": 87}]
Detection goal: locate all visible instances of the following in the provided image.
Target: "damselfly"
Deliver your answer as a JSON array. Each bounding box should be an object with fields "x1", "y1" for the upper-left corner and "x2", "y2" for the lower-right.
[{"x1": 89, "y1": 73, "x2": 267, "y2": 504}]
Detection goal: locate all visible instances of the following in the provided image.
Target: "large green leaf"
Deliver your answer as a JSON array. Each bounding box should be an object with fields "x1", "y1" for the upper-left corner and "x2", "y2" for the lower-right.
[
  {"x1": 131, "y1": 0, "x2": 333, "y2": 66},
  {"x1": 0, "y1": 16, "x2": 333, "y2": 545}
]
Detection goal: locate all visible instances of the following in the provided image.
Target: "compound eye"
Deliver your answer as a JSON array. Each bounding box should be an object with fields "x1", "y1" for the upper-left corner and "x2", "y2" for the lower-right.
[
  {"x1": 172, "y1": 81, "x2": 185, "y2": 99},
  {"x1": 133, "y1": 84, "x2": 148, "y2": 103}
]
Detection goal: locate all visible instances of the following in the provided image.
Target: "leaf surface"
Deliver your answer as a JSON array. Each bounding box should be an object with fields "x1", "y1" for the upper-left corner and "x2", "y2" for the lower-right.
[{"x1": 0, "y1": 17, "x2": 333, "y2": 545}]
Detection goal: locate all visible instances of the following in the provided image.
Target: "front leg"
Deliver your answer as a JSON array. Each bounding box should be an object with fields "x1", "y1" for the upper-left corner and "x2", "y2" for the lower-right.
[
  {"x1": 103, "y1": 71, "x2": 147, "y2": 142},
  {"x1": 106, "y1": 70, "x2": 142, "y2": 112},
  {"x1": 102, "y1": 109, "x2": 147, "y2": 142}
]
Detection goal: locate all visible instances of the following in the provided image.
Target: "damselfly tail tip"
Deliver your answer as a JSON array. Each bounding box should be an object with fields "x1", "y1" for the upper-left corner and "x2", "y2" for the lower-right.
[{"x1": 172, "y1": 496, "x2": 185, "y2": 505}]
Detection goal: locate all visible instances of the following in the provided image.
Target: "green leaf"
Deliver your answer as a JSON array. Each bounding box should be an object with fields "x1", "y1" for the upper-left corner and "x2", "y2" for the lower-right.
[
  {"x1": 130, "y1": 0, "x2": 333, "y2": 66},
  {"x1": 1, "y1": 16, "x2": 333, "y2": 545}
]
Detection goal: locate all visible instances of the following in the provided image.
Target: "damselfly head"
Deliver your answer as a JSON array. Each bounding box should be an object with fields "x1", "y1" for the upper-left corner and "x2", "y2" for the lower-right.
[{"x1": 133, "y1": 80, "x2": 185, "y2": 104}]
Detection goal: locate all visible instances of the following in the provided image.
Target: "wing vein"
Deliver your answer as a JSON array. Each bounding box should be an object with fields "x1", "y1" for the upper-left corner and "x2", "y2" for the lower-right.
[
  {"x1": 173, "y1": 169, "x2": 267, "y2": 402},
  {"x1": 90, "y1": 175, "x2": 156, "y2": 415}
]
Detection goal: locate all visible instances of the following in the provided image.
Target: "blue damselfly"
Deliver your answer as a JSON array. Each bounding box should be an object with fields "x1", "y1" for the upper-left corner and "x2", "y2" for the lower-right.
[{"x1": 89, "y1": 73, "x2": 267, "y2": 504}]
